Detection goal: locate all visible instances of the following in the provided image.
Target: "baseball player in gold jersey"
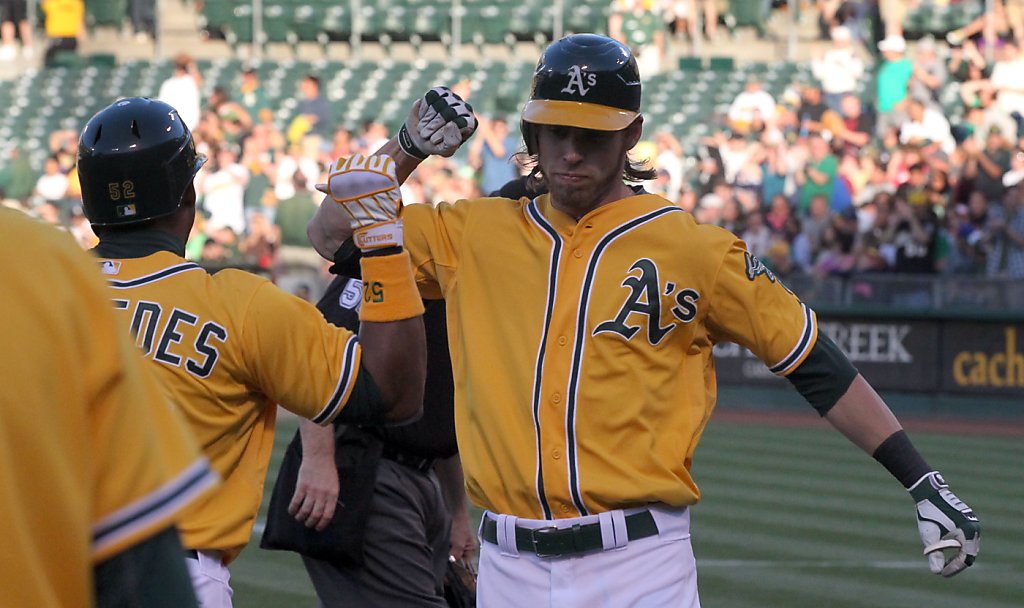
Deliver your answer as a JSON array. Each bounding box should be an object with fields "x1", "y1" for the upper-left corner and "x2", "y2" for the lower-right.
[
  {"x1": 0, "y1": 207, "x2": 218, "y2": 608},
  {"x1": 76, "y1": 97, "x2": 430, "y2": 608},
  {"x1": 310, "y1": 36, "x2": 980, "y2": 607}
]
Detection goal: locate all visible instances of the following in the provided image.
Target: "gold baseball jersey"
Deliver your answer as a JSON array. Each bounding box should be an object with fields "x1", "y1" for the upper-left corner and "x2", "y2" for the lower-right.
[
  {"x1": 96, "y1": 244, "x2": 363, "y2": 562},
  {"x1": 0, "y1": 208, "x2": 217, "y2": 608},
  {"x1": 403, "y1": 193, "x2": 817, "y2": 519}
]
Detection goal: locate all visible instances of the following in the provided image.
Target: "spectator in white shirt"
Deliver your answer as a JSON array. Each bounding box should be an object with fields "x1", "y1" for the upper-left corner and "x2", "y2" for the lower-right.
[
  {"x1": 157, "y1": 54, "x2": 203, "y2": 131},
  {"x1": 988, "y1": 38, "x2": 1024, "y2": 121},
  {"x1": 34, "y1": 156, "x2": 69, "y2": 203},
  {"x1": 812, "y1": 25, "x2": 865, "y2": 112},
  {"x1": 196, "y1": 146, "x2": 249, "y2": 236},
  {"x1": 899, "y1": 98, "x2": 956, "y2": 155},
  {"x1": 727, "y1": 78, "x2": 777, "y2": 135}
]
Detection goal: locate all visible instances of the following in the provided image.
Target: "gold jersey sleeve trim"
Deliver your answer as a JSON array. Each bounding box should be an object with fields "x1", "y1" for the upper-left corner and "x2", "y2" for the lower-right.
[
  {"x1": 312, "y1": 334, "x2": 361, "y2": 425},
  {"x1": 91, "y1": 458, "x2": 218, "y2": 560},
  {"x1": 768, "y1": 304, "x2": 818, "y2": 376}
]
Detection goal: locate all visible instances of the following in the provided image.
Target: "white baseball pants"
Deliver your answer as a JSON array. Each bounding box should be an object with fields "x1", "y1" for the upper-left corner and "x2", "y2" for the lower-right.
[
  {"x1": 477, "y1": 505, "x2": 700, "y2": 608},
  {"x1": 185, "y1": 549, "x2": 233, "y2": 608}
]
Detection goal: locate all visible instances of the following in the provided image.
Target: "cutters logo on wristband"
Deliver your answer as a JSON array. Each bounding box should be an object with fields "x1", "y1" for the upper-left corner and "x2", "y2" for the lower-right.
[
  {"x1": 354, "y1": 219, "x2": 403, "y2": 250},
  {"x1": 398, "y1": 124, "x2": 427, "y2": 160}
]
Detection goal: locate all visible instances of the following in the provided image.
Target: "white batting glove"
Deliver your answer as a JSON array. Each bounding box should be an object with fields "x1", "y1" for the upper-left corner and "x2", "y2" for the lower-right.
[
  {"x1": 909, "y1": 471, "x2": 980, "y2": 577},
  {"x1": 316, "y1": 153, "x2": 403, "y2": 250},
  {"x1": 398, "y1": 86, "x2": 478, "y2": 159}
]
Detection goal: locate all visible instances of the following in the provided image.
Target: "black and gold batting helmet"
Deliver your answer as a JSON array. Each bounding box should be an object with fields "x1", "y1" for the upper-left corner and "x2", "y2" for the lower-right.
[
  {"x1": 521, "y1": 34, "x2": 641, "y2": 152},
  {"x1": 78, "y1": 97, "x2": 206, "y2": 226}
]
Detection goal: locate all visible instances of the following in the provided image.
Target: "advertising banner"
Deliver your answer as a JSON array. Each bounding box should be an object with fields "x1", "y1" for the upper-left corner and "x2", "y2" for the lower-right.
[{"x1": 714, "y1": 317, "x2": 1024, "y2": 396}]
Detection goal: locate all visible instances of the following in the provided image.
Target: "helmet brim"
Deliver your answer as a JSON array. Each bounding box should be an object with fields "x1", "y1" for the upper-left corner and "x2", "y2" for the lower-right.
[{"x1": 522, "y1": 100, "x2": 639, "y2": 131}]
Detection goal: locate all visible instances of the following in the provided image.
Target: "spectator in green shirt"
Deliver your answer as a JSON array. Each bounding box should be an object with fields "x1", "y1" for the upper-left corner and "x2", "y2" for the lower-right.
[
  {"x1": 876, "y1": 35, "x2": 913, "y2": 136},
  {"x1": 274, "y1": 170, "x2": 322, "y2": 270},
  {"x1": 0, "y1": 148, "x2": 37, "y2": 205},
  {"x1": 796, "y1": 132, "x2": 839, "y2": 214}
]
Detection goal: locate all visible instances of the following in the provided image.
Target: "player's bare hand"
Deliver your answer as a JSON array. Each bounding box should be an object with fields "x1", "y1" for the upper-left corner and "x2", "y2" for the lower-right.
[
  {"x1": 288, "y1": 456, "x2": 340, "y2": 531},
  {"x1": 449, "y1": 508, "x2": 478, "y2": 564},
  {"x1": 910, "y1": 471, "x2": 980, "y2": 577},
  {"x1": 399, "y1": 86, "x2": 477, "y2": 159}
]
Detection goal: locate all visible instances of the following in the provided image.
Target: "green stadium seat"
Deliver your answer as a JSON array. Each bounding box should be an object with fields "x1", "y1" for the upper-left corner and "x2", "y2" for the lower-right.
[
  {"x1": 292, "y1": 5, "x2": 324, "y2": 43},
  {"x1": 323, "y1": 5, "x2": 351, "y2": 40},
  {"x1": 709, "y1": 56, "x2": 735, "y2": 72},
  {"x1": 86, "y1": 0, "x2": 128, "y2": 29},
  {"x1": 47, "y1": 52, "x2": 86, "y2": 70},
  {"x1": 678, "y1": 56, "x2": 703, "y2": 71},
  {"x1": 199, "y1": 0, "x2": 234, "y2": 37},
  {"x1": 226, "y1": 5, "x2": 255, "y2": 45}
]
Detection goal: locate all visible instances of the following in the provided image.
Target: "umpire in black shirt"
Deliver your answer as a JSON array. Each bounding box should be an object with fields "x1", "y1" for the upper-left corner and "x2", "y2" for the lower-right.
[{"x1": 268, "y1": 264, "x2": 473, "y2": 607}]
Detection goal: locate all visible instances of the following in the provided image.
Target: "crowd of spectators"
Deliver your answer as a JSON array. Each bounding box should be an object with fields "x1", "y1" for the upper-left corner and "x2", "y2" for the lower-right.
[{"x1": 2, "y1": 1, "x2": 1024, "y2": 291}]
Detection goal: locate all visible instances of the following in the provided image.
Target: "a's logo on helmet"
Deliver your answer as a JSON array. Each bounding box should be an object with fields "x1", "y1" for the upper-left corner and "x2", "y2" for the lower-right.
[{"x1": 561, "y1": 65, "x2": 598, "y2": 97}]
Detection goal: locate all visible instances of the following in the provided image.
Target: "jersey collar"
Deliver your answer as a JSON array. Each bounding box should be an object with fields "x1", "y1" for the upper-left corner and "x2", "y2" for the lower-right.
[{"x1": 93, "y1": 228, "x2": 186, "y2": 259}]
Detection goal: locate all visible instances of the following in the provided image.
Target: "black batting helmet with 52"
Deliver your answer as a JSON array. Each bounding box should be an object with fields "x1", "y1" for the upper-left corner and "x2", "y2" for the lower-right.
[
  {"x1": 521, "y1": 34, "x2": 642, "y2": 152},
  {"x1": 78, "y1": 97, "x2": 207, "y2": 226}
]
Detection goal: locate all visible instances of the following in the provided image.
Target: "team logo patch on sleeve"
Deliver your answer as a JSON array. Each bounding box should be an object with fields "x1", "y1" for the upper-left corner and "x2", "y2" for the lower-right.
[{"x1": 744, "y1": 252, "x2": 777, "y2": 283}]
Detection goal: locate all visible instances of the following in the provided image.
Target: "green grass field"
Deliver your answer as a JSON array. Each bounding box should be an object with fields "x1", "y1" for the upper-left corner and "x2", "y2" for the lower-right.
[{"x1": 230, "y1": 411, "x2": 1023, "y2": 607}]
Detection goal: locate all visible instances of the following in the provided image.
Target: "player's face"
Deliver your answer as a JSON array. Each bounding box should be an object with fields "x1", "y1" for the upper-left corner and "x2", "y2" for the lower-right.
[{"x1": 535, "y1": 124, "x2": 635, "y2": 218}]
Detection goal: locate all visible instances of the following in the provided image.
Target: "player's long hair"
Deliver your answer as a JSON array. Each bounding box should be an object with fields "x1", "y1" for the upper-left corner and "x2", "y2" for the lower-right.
[{"x1": 515, "y1": 120, "x2": 657, "y2": 188}]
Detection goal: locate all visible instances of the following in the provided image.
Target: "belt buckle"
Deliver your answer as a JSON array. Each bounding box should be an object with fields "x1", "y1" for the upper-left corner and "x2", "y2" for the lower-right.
[{"x1": 530, "y1": 526, "x2": 561, "y2": 558}]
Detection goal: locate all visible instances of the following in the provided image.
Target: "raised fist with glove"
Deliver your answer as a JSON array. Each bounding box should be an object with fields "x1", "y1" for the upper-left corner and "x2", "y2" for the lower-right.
[
  {"x1": 399, "y1": 86, "x2": 478, "y2": 159},
  {"x1": 910, "y1": 471, "x2": 981, "y2": 577},
  {"x1": 318, "y1": 153, "x2": 404, "y2": 251}
]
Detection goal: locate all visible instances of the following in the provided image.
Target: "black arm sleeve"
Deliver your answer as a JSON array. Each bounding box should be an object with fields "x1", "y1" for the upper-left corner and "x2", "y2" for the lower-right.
[
  {"x1": 333, "y1": 363, "x2": 391, "y2": 426},
  {"x1": 94, "y1": 526, "x2": 197, "y2": 608},
  {"x1": 785, "y1": 333, "x2": 859, "y2": 416}
]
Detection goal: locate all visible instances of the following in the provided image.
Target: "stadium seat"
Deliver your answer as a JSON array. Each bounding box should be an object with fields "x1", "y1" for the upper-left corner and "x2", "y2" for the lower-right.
[
  {"x1": 678, "y1": 56, "x2": 703, "y2": 71},
  {"x1": 323, "y1": 5, "x2": 352, "y2": 41},
  {"x1": 198, "y1": 0, "x2": 233, "y2": 39},
  {"x1": 85, "y1": 0, "x2": 128, "y2": 30},
  {"x1": 225, "y1": 5, "x2": 255, "y2": 46},
  {"x1": 709, "y1": 56, "x2": 735, "y2": 72}
]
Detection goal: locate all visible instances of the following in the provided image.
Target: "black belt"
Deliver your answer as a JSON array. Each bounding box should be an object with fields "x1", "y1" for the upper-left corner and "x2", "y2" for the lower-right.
[
  {"x1": 380, "y1": 445, "x2": 435, "y2": 474},
  {"x1": 184, "y1": 549, "x2": 199, "y2": 560},
  {"x1": 480, "y1": 510, "x2": 659, "y2": 558}
]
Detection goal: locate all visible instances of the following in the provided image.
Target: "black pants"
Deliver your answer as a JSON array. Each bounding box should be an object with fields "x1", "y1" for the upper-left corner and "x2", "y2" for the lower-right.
[
  {"x1": 44, "y1": 38, "x2": 77, "y2": 66},
  {"x1": 302, "y1": 458, "x2": 452, "y2": 608}
]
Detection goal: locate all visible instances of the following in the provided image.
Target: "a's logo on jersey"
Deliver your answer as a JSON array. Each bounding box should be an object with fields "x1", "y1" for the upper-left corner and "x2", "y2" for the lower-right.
[
  {"x1": 744, "y1": 252, "x2": 777, "y2": 283},
  {"x1": 339, "y1": 279, "x2": 362, "y2": 310},
  {"x1": 594, "y1": 259, "x2": 701, "y2": 345},
  {"x1": 100, "y1": 260, "x2": 122, "y2": 275},
  {"x1": 561, "y1": 65, "x2": 598, "y2": 97}
]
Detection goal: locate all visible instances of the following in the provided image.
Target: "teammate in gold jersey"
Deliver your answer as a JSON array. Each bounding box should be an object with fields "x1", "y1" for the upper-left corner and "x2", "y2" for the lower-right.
[
  {"x1": 0, "y1": 206, "x2": 218, "y2": 608},
  {"x1": 310, "y1": 35, "x2": 980, "y2": 606},
  {"x1": 76, "y1": 97, "x2": 428, "y2": 608}
]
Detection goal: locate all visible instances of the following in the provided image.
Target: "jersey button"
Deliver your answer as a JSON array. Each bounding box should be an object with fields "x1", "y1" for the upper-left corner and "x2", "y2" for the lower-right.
[
  {"x1": 560, "y1": 504, "x2": 571, "y2": 513},
  {"x1": 573, "y1": 249, "x2": 583, "y2": 258},
  {"x1": 557, "y1": 335, "x2": 567, "y2": 346},
  {"x1": 551, "y1": 449, "x2": 561, "y2": 460},
  {"x1": 551, "y1": 392, "x2": 561, "y2": 404}
]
